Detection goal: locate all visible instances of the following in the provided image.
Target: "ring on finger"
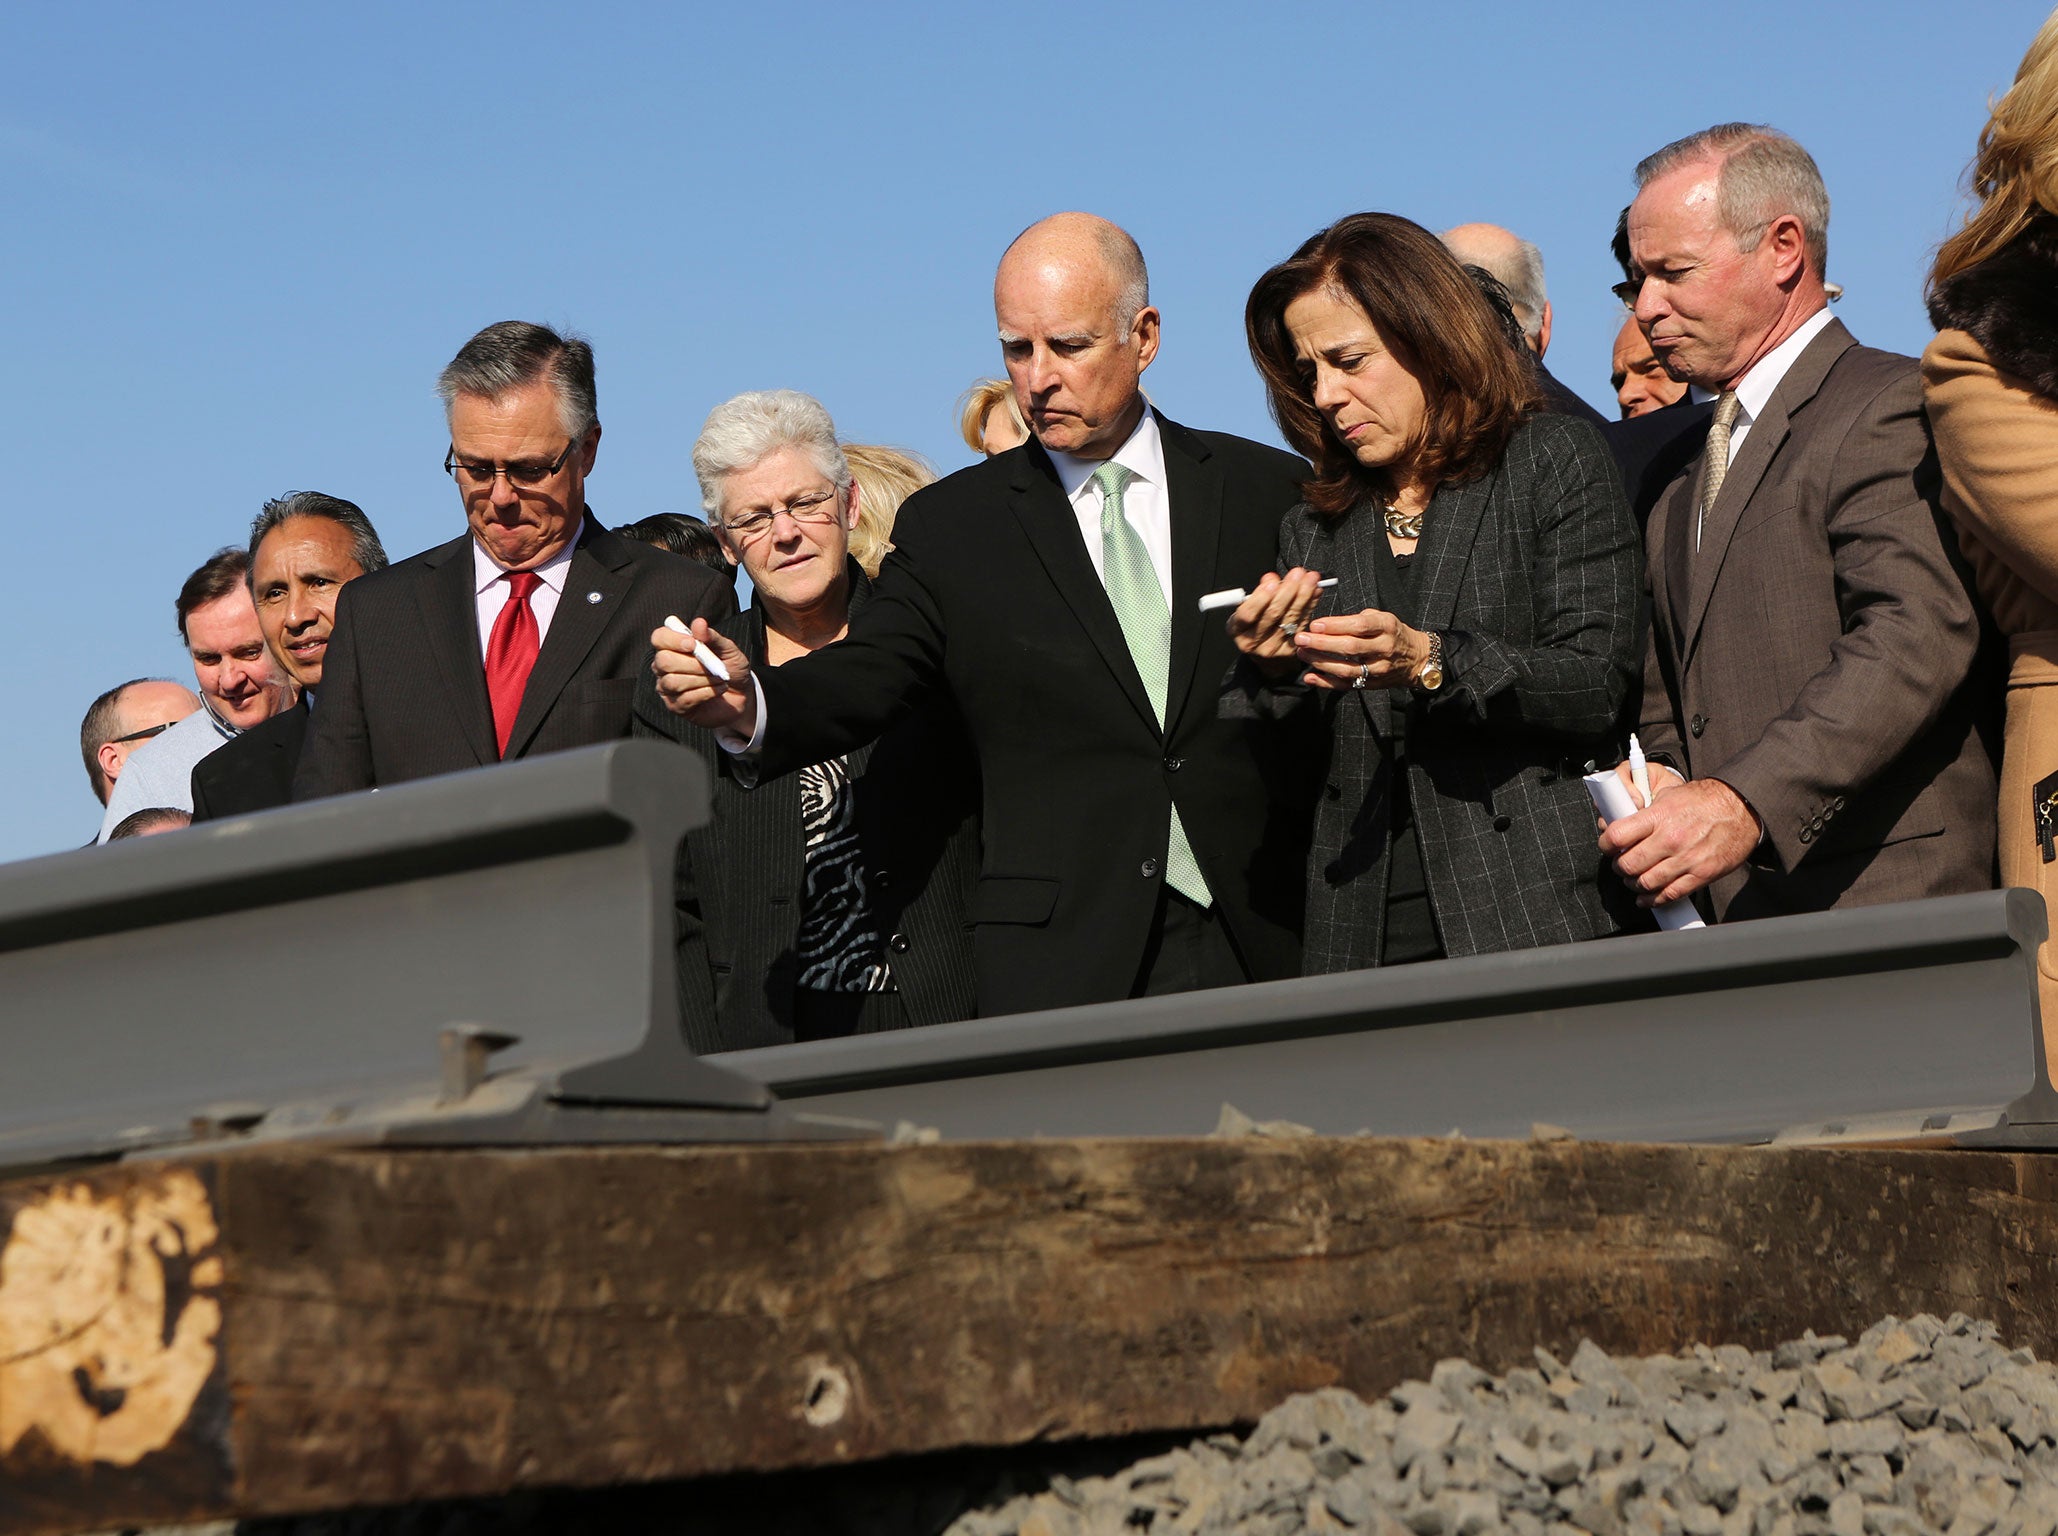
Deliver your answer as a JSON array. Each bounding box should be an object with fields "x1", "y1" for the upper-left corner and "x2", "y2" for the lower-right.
[
  {"x1": 1281, "y1": 620, "x2": 1300, "y2": 639},
  {"x1": 1352, "y1": 662, "x2": 1371, "y2": 691}
]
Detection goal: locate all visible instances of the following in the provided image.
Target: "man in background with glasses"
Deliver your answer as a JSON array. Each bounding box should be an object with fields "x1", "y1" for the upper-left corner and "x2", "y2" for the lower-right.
[
  {"x1": 78, "y1": 677, "x2": 199, "y2": 815},
  {"x1": 95, "y1": 547, "x2": 295, "y2": 841},
  {"x1": 293, "y1": 321, "x2": 734, "y2": 799}
]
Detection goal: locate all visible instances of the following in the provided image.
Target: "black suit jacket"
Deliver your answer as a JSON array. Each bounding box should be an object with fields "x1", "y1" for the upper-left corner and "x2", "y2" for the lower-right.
[
  {"x1": 632, "y1": 568, "x2": 980, "y2": 1051},
  {"x1": 190, "y1": 698, "x2": 308, "y2": 822},
  {"x1": 1536, "y1": 361, "x2": 1611, "y2": 431},
  {"x1": 1601, "y1": 396, "x2": 1715, "y2": 531},
  {"x1": 293, "y1": 517, "x2": 735, "y2": 798},
  {"x1": 751, "y1": 414, "x2": 1317, "y2": 1016}
]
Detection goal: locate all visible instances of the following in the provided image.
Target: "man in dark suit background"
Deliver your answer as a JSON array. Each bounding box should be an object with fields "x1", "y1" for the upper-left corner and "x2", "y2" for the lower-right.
[
  {"x1": 192, "y1": 493, "x2": 385, "y2": 822},
  {"x1": 651, "y1": 214, "x2": 1315, "y2": 1016},
  {"x1": 1602, "y1": 124, "x2": 1996, "y2": 919},
  {"x1": 293, "y1": 322, "x2": 735, "y2": 799}
]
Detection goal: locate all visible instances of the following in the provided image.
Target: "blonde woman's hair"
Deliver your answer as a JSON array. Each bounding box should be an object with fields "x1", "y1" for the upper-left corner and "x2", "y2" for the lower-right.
[
  {"x1": 842, "y1": 443, "x2": 937, "y2": 577},
  {"x1": 1931, "y1": 11, "x2": 2058, "y2": 295},
  {"x1": 956, "y1": 378, "x2": 1028, "y2": 455}
]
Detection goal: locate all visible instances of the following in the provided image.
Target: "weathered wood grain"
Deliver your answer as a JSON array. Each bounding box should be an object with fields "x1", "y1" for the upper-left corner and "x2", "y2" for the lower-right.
[{"x1": 3, "y1": 1136, "x2": 2058, "y2": 1534}]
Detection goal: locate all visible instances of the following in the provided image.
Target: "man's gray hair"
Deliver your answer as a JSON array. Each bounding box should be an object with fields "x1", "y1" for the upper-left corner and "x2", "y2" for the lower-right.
[
  {"x1": 1636, "y1": 123, "x2": 1831, "y2": 277},
  {"x1": 246, "y1": 491, "x2": 389, "y2": 579},
  {"x1": 1002, "y1": 215, "x2": 1151, "y2": 331},
  {"x1": 692, "y1": 390, "x2": 852, "y2": 521},
  {"x1": 1101, "y1": 223, "x2": 1151, "y2": 331},
  {"x1": 437, "y1": 320, "x2": 598, "y2": 441},
  {"x1": 1444, "y1": 234, "x2": 1548, "y2": 341}
]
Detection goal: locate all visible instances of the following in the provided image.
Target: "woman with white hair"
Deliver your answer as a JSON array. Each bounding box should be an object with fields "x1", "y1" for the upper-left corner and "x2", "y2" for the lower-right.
[{"x1": 632, "y1": 390, "x2": 978, "y2": 1047}]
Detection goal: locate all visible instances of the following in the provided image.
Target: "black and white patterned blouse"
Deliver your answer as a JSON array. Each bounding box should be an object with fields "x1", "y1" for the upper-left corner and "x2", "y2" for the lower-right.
[{"x1": 794, "y1": 757, "x2": 895, "y2": 994}]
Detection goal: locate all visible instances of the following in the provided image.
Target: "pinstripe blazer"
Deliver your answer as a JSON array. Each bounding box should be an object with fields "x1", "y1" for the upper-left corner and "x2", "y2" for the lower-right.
[
  {"x1": 632, "y1": 567, "x2": 980, "y2": 1052},
  {"x1": 293, "y1": 517, "x2": 735, "y2": 800},
  {"x1": 1241, "y1": 413, "x2": 1645, "y2": 972}
]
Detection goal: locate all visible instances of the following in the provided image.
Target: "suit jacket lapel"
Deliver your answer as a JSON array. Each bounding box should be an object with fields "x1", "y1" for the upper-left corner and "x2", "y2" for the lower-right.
[
  {"x1": 1158, "y1": 414, "x2": 1224, "y2": 740},
  {"x1": 1412, "y1": 468, "x2": 1496, "y2": 632},
  {"x1": 1319, "y1": 509, "x2": 1393, "y2": 738},
  {"x1": 419, "y1": 535, "x2": 497, "y2": 767},
  {"x1": 1682, "y1": 318, "x2": 1853, "y2": 655},
  {"x1": 504, "y1": 519, "x2": 631, "y2": 759},
  {"x1": 1004, "y1": 442, "x2": 1159, "y2": 733}
]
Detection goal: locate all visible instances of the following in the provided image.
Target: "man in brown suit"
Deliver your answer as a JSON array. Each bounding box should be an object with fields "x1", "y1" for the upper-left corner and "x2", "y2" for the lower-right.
[{"x1": 1603, "y1": 123, "x2": 1996, "y2": 919}]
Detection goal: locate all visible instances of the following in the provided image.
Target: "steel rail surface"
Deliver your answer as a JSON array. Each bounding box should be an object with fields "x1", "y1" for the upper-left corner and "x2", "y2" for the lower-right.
[
  {"x1": 717, "y1": 889, "x2": 2056, "y2": 1147},
  {"x1": 0, "y1": 741, "x2": 814, "y2": 1170}
]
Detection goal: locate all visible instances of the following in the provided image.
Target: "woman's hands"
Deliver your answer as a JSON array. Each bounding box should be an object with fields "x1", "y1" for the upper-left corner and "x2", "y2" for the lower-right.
[
  {"x1": 1227, "y1": 568, "x2": 1328, "y2": 678},
  {"x1": 1292, "y1": 608, "x2": 1431, "y2": 692}
]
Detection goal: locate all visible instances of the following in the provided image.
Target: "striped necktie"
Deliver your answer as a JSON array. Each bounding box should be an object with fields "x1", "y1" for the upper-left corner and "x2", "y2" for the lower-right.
[{"x1": 1695, "y1": 390, "x2": 1743, "y2": 553}]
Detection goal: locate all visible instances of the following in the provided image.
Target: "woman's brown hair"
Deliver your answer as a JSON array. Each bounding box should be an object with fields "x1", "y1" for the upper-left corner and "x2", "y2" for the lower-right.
[
  {"x1": 1246, "y1": 212, "x2": 1541, "y2": 516},
  {"x1": 1929, "y1": 10, "x2": 2058, "y2": 297}
]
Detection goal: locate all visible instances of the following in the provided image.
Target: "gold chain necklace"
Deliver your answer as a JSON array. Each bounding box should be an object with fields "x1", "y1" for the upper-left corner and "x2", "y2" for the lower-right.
[{"x1": 1382, "y1": 500, "x2": 1425, "y2": 540}]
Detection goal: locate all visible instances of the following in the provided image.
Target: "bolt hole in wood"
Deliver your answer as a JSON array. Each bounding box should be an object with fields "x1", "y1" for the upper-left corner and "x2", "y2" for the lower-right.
[{"x1": 801, "y1": 1359, "x2": 851, "y2": 1427}]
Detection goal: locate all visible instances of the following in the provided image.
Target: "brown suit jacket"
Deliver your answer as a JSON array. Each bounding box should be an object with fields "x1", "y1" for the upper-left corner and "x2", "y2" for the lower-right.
[{"x1": 1640, "y1": 316, "x2": 1997, "y2": 919}]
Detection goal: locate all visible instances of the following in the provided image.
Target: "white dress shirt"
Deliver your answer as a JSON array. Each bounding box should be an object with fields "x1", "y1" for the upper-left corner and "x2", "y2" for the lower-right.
[
  {"x1": 1690, "y1": 305, "x2": 1837, "y2": 468},
  {"x1": 472, "y1": 534, "x2": 577, "y2": 656},
  {"x1": 1045, "y1": 408, "x2": 1175, "y2": 610}
]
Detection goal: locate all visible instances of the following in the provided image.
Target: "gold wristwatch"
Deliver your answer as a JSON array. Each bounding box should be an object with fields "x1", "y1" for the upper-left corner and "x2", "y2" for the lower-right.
[{"x1": 1413, "y1": 631, "x2": 1445, "y2": 693}]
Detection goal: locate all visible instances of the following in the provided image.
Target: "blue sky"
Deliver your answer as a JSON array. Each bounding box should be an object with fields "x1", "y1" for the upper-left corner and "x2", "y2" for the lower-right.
[{"x1": 1, "y1": 2, "x2": 2043, "y2": 861}]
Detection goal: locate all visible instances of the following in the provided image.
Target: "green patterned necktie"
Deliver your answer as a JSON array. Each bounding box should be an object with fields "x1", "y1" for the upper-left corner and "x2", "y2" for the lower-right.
[{"x1": 1094, "y1": 462, "x2": 1212, "y2": 907}]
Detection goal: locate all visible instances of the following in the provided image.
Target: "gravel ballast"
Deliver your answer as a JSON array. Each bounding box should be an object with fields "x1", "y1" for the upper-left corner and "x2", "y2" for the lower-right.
[{"x1": 947, "y1": 1315, "x2": 2058, "y2": 1536}]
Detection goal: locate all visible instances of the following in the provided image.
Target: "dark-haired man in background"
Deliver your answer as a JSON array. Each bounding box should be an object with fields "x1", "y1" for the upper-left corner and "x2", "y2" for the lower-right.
[
  {"x1": 192, "y1": 493, "x2": 387, "y2": 821},
  {"x1": 96, "y1": 548, "x2": 294, "y2": 841},
  {"x1": 293, "y1": 321, "x2": 735, "y2": 798}
]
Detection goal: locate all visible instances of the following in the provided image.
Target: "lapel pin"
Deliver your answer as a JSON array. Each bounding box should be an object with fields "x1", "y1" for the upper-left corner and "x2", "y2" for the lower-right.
[{"x1": 585, "y1": 590, "x2": 603, "y2": 604}]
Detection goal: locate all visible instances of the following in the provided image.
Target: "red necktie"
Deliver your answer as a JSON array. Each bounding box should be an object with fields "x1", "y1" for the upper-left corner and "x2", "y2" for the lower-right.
[{"x1": 485, "y1": 571, "x2": 542, "y2": 758}]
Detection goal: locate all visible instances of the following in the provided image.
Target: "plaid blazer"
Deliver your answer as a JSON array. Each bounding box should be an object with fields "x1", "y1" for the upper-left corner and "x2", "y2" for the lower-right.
[{"x1": 1245, "y1": 412, "x2": 1645, "y2": 972}]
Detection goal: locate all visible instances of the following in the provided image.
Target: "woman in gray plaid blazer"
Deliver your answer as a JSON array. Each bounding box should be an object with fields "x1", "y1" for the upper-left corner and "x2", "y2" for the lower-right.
[{"x1": 1229, "y1": 213, "x2": 1644, "y2": 972}]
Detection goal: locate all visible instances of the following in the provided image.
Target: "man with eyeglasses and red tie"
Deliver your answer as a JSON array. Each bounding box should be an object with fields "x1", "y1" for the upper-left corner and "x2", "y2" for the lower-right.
[{"x1": 292, "y1": 321, "x2": 735, "y2": 800}]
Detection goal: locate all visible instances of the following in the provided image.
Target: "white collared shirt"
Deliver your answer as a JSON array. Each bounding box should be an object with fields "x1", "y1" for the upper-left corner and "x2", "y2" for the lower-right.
[
  {"x1": 472, "y1": 533, "x2": 578, "y2": 657},
  {"x1": 1045, "y1": 408, "x2": 1175, "y2": 610},
  {"x1": 1690, "y1": 306, "x2": 1837, "y2": 468}
]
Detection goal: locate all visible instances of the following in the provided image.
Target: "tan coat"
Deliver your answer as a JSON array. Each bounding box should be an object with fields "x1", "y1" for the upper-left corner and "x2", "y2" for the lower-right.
[{"x1": 1923, "y1": 326, "x2": 2058, "y2": 1041}]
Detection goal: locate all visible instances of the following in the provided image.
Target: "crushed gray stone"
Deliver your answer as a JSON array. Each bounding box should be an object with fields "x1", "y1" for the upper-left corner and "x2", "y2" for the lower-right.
[{"x1": 946, "y1": 1315, "x2": 2058, "y2": 1536}]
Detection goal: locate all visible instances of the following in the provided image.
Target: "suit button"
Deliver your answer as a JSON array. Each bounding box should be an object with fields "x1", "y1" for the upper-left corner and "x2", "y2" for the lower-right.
[
  {"x1": 888, "y1": 932, "x2": 909, "y2": 953},
  {"x1": 1493, "y1": 815, "x2": 1512, "y2": 832},
  {"x1": 1690, "y1": 714, "x2": 1705, "y2": 738},
  {"x1": 1324, "y1": 783, "x2": 1342, "y2": 800},
  {"x1": 1799, "y1": 827, "x2": 1814, "y2": 844},
  {"x1": 1141, "y1": 858, "x2": 1160, "y2": 879},
  {"x1": 1164, "y1": 757, "x2": 1185, "y2": 772},
  {"x1": 874, "y1": 869, "x2": 893, "y2": 890}
]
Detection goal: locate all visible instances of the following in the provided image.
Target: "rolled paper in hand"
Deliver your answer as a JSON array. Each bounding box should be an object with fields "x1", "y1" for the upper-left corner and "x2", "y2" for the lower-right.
[{"x1": 1584, "y1": 771, "x2": 1706, "y2": 931}]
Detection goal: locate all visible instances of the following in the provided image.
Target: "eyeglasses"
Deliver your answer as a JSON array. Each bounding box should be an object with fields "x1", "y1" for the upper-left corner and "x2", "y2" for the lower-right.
[
  {"x1": 444, "y1": 437, "x2": 580, "y2": 488},
  {"x1": 110, "y1": 722, "x2": 175, "y2": 745},
  {"x1": 719, "y1": 489, "x2": 841, "y2": 542},
  {"x1": 1611, "y1": 278, "x2": 1641, "y2": 308}
]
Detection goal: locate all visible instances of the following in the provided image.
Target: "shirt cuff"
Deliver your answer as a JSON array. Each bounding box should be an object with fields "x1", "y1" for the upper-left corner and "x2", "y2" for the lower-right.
[{"x1": 715, "y1": 673, "x2": 767, "y2": 756}]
